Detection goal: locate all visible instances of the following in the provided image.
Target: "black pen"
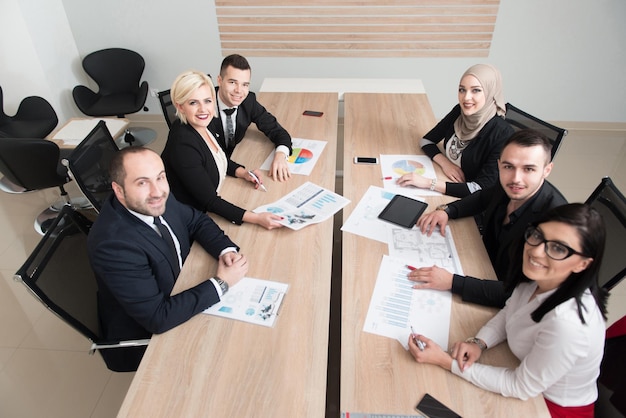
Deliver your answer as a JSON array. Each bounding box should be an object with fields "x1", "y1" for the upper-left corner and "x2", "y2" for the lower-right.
[{"x1": 410, "y1": 325, "x2": 426, "y2": 351}]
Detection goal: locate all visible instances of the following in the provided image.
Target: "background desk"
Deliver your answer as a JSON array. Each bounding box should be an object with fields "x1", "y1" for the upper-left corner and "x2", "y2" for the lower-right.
[
  {"x1": 340, "y1": 93, "x2": 549, "y2": 417},
  {"x1": 118, "y1": 93, "x2": 338, "y2": 417},
  {"x1": 260, "y1": 78, "x2": 425, "y2": 101},
  {"x1": 47, "y1": 117, "x2": 128, "y2": 148}
]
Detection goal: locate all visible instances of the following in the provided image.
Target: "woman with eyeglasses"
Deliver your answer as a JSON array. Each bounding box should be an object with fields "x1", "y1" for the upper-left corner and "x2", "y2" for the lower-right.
[
  {"x1": 397, "y1": 64, "x2": 514, "y2": 198},
  {"x1": 408, "y1": 203, "x2": 608, "y2": 417}
]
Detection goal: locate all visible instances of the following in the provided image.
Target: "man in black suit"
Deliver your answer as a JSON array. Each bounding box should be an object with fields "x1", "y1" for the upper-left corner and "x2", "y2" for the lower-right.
[
  {"x1": 411, "y1": 129, "x2": 567, "y2": 308},
  {"x1": 87, "y1": 147, "x2": 249, "y2": 371},
  {"x1": 209, "y1": 54, "x2": 293, "y2": 182}
]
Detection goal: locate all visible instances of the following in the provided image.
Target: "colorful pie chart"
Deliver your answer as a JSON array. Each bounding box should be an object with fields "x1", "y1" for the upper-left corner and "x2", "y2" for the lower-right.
[
  {"x1": 288, "y1": 148, "x2": 314, "y2": 164},
  {"x1": 392, "y1": 160, "x2": 425, "y2": 176}
]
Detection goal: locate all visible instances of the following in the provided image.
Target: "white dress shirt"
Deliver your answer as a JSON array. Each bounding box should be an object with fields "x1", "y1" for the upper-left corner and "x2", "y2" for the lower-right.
[{"x1": 451, "y1": 282, "x2": 605, "y2": 407}]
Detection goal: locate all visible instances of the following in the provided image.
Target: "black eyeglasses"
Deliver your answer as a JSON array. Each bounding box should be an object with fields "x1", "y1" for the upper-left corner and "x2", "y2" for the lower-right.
[{"x1": 524, "y1": 226, "x2": 588, "y2": 260}]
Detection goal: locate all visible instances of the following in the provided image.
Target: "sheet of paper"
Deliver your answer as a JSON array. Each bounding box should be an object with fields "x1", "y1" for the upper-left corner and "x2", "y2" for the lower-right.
[
  {"x1": 380, "y1": 154, "x2": 440, "y2": 197},
  {"x1": 387, "y1": 225, "x2": 464, "y2": 276},
  {"x1": 363, "y1": 255, "x2": 452, "y2": 350},
  {"x1": 260, "y1": 138, "x2": 327, "y2": 176},
  {"x1": 254, "y1": 181, "x2": 350, "y2": 231},
  {"x1": 203, "y1": 277, "x2": 288, "y2": 327},
  {"x1": 341, "y1": 185, "x2": 423, "y2": 243},
  {"x1": 52, "y1": 118, "x2": 127, "y2": 145}
]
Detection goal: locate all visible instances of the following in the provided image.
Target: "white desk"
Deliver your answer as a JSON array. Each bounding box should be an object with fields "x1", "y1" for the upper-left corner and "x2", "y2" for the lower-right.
[
  {"x1": 260, "y1": 78, "x2": 426, "y2": 101},
  {"x1": 48, "y1": 117, "x2": 129, "y2": 148}
]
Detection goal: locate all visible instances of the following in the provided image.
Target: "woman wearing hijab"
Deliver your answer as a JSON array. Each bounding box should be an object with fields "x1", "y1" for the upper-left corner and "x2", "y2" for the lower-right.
[{"x1": 397, "y1": 64, "x2": 514, "y2": 197}]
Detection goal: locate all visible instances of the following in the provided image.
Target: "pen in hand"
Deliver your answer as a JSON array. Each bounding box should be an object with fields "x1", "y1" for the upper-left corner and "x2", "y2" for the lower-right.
[
  {"x1": 248, "y1": 170, "x2": 267, "y2": 192},
  {"x1": 410, "y1": 325, "x2": 426, "y2": 351}
]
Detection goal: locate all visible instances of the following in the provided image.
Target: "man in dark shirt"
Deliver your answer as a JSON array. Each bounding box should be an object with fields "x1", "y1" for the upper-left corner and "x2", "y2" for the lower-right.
[{"x1": 413, "y1": 129, "x2": 567, "y2": 307}]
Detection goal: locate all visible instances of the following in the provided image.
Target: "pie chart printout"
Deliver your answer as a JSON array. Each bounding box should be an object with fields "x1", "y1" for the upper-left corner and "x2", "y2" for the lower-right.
[
  {"x1": 288, "y1": 148, "x2": 314, "y2": 164},
  {"x1": 392, "y1": 159, "x2": 425, "y2": 176}
]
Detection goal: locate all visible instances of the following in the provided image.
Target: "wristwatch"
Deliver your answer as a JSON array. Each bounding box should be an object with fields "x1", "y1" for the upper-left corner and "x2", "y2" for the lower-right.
[
  {"x1": 465, "y1": 337, "x2": 487, "y2": 351},
  {"x1": 214, "y1": 277, "x2": 229, "y2": 294},
  {"x1": 436, "y1": 204, "x2": 449, "y2": 214}
]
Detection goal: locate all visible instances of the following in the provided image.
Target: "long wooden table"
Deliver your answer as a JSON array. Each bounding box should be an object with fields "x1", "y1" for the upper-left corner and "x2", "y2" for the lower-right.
[
  {"x1": 117, "y1": 92, "x2": 339, "y2": 417},
  {"x1": 340, "y1": 93, "x2": 549, "y2": 417}
]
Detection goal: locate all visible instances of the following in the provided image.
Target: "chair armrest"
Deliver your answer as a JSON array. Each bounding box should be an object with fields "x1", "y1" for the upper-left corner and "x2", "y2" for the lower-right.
[{"x1": 72, "y1": 85, "x2": 99, "y2": 111}]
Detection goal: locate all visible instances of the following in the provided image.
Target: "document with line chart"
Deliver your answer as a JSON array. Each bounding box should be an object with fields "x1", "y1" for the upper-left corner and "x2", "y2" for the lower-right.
[
  {"x1": 254, "y1": 181, "x2": 350, "y2": 230},
  {"x1": 363, "y1": 255, "x2": 452, "y2": 349}
]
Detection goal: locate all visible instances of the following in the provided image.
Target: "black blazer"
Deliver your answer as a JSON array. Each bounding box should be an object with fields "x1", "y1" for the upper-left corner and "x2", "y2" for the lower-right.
[
  {"x1": 421, "y1": 104, "x2": 514, "y2": 198},
  {"x1": 87, "y1": 194, "x2": 238, "y2": 371},
  {"x1": 209, "y1": 89, "x2": 292, "y2": 158},
  {"x1": 162, "y1": 120, "x2": 246, "y2": 224},
  {"x1": 447, "y1": 181, "x2": 567, "y2": 307}
]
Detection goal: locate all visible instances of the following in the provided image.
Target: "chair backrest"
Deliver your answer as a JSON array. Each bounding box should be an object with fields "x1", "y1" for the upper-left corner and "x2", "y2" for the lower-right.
[
  {"x1": 585, "y1": 177, "x2": 626, "y2": 290},
  {"x1": 504, "y1": 103, "x2": 567, "y2": 161},
  {"x1": 64, "y1": 120, "x2": 119, "y2": 212},
  {"x1": 82, "y1": 48, "x2": 145, "y2": 95},
  {"x1": 0, "y1": 85, "x2": 10, "y2": 125},
  {"x1": 0, "y1": 137, "x2": 67, "y2": 190},
  {"x1": 14, "y1": 206, "x2": 101, "y2": 343},
  {"x1": 157, "y1": 89, "x2": 178, "y2": 128}
]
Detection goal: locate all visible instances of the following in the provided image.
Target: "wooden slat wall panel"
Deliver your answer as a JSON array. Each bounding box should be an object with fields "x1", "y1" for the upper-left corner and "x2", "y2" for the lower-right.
[{"x1": 216, "y1": 0, "x2": 501, "y2": 58}]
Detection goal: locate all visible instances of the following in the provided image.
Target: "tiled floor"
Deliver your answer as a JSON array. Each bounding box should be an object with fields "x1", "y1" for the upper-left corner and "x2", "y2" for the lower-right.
[{"x1": 0, "y1": 117, "x2": 624, "y2": 417}]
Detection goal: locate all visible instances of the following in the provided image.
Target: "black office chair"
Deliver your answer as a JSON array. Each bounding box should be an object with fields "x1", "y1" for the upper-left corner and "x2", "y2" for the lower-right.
[
  {"x1": 0, "y1": 85, "x2": 58, "y2": 138},
  {"x1": 504, "y1": 103, "x2": 567, "y2": 161},
  {"x1": 0, "y1": 137, "x2": 73, "y2": 234},
  {"x1": 596, "y1": 315, "x2": 626, "y2": 417},
  {"x1": 63, "y1": 120, "x2": 119, "y2": 213},
  {"x1": 585, "y1": 177, "x2": 626, "y2": 291},
  {"x1": 157, "y1": 89, "x2": 178, "y2": 128},
  {"x1": 72, "y1": 48, "x2": 149, "y2": 118},
  {"x1": 14, "y1": 206, "x2": 150, "y2": 372}
]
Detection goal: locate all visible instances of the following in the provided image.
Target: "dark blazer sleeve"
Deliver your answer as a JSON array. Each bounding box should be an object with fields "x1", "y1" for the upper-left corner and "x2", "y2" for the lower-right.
[
  {"x1": 447, "y1": 185, "x2": 509, "y2": 307},
  {"x1": 237, "y1": 92, "x2": 292, "y2": 153},
  {"x1": 162, "y1": 120, "x2": 246, "y2": 224}
]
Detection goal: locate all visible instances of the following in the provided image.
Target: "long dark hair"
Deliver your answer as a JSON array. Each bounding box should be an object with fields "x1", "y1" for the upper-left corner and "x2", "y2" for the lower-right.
[{"x1": 505, "y1": 203, "x2": 608, "y2": 323}]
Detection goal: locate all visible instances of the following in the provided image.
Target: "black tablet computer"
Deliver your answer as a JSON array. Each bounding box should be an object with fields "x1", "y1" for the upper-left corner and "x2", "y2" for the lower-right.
[{"x1": 378, "y1": 194, "x2": 427, "y2": 229}]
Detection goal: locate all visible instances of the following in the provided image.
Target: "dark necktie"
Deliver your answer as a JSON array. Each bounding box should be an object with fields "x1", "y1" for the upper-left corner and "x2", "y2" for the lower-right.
[
  {"x1": 223, "y1": 108, "x2": 236, "y2": 147},
  {"x1": 153, "y1": 216, "x2": 180, "y2": 276}
]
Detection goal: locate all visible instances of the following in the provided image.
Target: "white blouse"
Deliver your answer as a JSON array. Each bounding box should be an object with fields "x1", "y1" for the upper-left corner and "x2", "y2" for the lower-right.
[
  {"x1": 451, "y1": 282, "x2": 605, "y2": 407},
  {"x1": 204, "y1": 128, "x2": 227, "y2": 193}
]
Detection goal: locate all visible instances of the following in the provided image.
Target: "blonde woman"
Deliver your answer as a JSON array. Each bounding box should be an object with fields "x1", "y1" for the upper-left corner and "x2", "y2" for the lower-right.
[{"x1": 162, "y1": 70, "x2": 283, "y2": 229}]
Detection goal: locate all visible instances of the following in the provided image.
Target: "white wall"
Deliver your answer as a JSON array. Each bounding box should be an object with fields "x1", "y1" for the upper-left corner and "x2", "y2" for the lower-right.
[
  {"x1": 0, "y1": 0, "x2": 81, "y2": 122},
  {"x1": 3, "y1": 0, "x2": 625, "y2": 123}
]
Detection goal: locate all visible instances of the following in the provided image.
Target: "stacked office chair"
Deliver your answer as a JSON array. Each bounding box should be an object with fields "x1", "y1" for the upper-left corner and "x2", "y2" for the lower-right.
[
  {"x1": 63, "y1": 120, "x2": 119, "y2": 213},
  {"x1": 0, "y1": 137, "x2": 73, "y2": 234},
  {"x1": 157, "y1": 89, "x2": 178, "y2": 128},
  {"x1": 73, "y1": 48, "x2": 155, "y2": 147},
  {"x1": 585, "y1": 176, "x2": 626, "y2": 291},
  {"x1": 14, "y1": 205, "x2": 150, "y2": 372},
  {"x1": 0, "y1": 85, "x2": 58, "y2": 138},
  {"x1": 504, "y1": 103, "x2": 568, "y2": 161},
  {"x1": 73, "y1": 48, "x2": 148, "y2": 118}
]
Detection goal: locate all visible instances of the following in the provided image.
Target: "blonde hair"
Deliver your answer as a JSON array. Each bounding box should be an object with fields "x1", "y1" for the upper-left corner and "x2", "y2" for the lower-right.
[{"x1": 170, "y1": 70, "x2": 215, "y2": 124}]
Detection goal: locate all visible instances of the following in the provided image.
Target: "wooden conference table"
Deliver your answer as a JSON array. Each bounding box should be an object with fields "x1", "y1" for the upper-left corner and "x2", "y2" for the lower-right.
[
  {"x1": 118, "y1": 92, "x2": 339, "y2": 417},
  {"x1": 341, "y1": 93, "x2": 549, "y2": 417}
]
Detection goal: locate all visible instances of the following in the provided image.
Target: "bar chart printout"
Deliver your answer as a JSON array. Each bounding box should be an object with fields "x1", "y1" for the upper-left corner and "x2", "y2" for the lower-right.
[
  {"x1": 363, "y1": 255, "x2": 451, "y2": 349},
  {"x1": 254, "y1": 181, "x2": 350, "y2": 231}
]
